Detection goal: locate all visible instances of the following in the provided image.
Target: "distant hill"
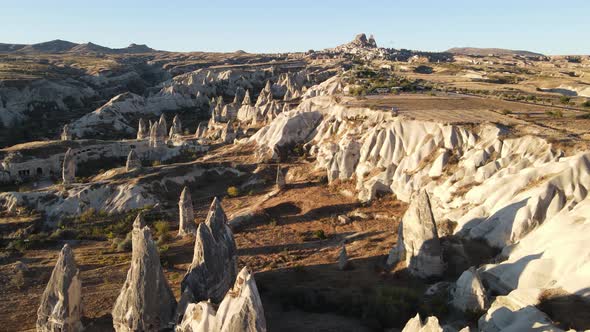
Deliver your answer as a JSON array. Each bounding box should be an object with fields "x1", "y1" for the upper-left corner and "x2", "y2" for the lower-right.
[
  {"x1": 0, "y1": 39, "x2": 158, "y2": 55},
  {"x1": 447, "y1": 47, "x2": 544, "y2": 57}
]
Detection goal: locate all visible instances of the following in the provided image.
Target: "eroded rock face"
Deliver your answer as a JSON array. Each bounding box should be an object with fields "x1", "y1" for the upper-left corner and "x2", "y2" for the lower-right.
[
  {"x1": 401, "y1": 313, "x2": 443, "y2": 332},
  {"x1": 178, "y1": 186, "x2": 196, "y2": 236},
  {"x1": 112, "y1": 214, "x2": 177, "y2": 332},
  {"x1": 36, "y1": 244, "x2": 83, "y2": 332},
  {"x1": 181, "y1": 197, "x2": 238, "y2": 304},
  {"x1": 62, "y1": 148, "x2": 76, "y2": 184},
  {"x1": 176, "y1": 267, "x2": 267, "y2": 332},
  {"x1": 452, "y1": 267, "x2": 488, "y2": 313},
  {"x1": 125, "y1": 149, "x2": 141, "y2": 172},
  {"x1": 388, "y1": 190, "x2": 444, "y2": 278}
]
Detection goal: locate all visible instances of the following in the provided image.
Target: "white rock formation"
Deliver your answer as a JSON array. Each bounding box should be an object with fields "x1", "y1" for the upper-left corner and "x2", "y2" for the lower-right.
[
  {"x1": 387, "y1": 190, "x2": 444, "y2": 278},
  {"x1": 176, "y1": 267, "x2": 267, "y2": 332},
  {"x1": 137, "y1": 118, "x2": 148, "y2": 140},
  {"x1": 62, "y1": 148, "x2": 76, "y2": 184},
  {"x1": 69, "y1": 93, "x2": 144, "y2": 138},
  {"x1": 181, "y1": 197, "x2": 238, "y2": 303},
  {"x1": 61, "y1": 124, "x2": 72, "y2": 141},
  {"x1": 401, "y1": 313, "x2": 443, "y2": 332},
  {"x1": 112, "y1": 214, "x2": 177, "y2": 332},
  {"x1": 247, "y1": 92, "x2": 590, "y2": 328},
  {"x1": 178, "y1": 186, "x2": 196, "y2": 237},
  {"x1": 126, "y1": 149, "x2": 141, "y2": 172},
  {"x1": 451, "y1": 267, "x2": 488, "y2": 312},
  {"x1": 478, "y1": 289, "x2": 565, "y2": 332},
  {"x1": 36, "y1": 244, "x2": 83, "y2": 332}
]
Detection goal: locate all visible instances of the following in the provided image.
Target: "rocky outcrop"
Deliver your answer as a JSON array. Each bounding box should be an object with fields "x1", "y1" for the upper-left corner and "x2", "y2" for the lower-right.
[
  {"x1": 36, "y1": 244, "x2": 83, "y2": 332},
  {"x1": 137, "y1": 118, "x2": 148, "y2": 140},
  {"x1": 387, "y1": 190, "x2": 444, "y2": 278},
  {"x1": 0, "y1": 78, "x2": 96, "y2": 127},
  {"x1": 112, "y1": 214, "x2": 177, "y2": 331},
  {"x1": 478, "y1": 289, "x2": 565, "y2": 332},
  {"x1": 169, "y1": 115, "x2": 182, "y2": 139},
  {"x1": 181, "y1": 197, "x2": 238, "y2": 304},
  {"x1": 451, "y1": 268, "x2": 488, "y2": 313},
  {"x1": 61, "y1": 124, "x2": 72, "y2": 141},
  {"x1": 178, "y1": 186, "x2": 196, "y2": 237},
  {"x1": 62, "y1": 148, "x2": 76, "y2": 184},
  {"x1": 69, "y1": 93, "x2": 144, "y2": 139},
  {"x1": 125, "y1": 149, "x2": 141, "y2": 172},
  {"x1": 401, "y1": 313, "x2": 443, "y2": 332},
  {"x1": 176, "y1": 267, "x2": 267, "y2": 332}
]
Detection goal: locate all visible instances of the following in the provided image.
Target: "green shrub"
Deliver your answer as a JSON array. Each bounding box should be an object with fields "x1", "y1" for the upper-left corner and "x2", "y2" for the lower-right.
[
  {"x1": 545, "y1": 110, "x2": 563, "y2": 118},
  {"x1": 227, "y1": 186, "x2": 240, "y2": 197},
  {"x1": 153, "y1": 221, "x2": 171, "y2": 243},
  {"x1": 501, "y1": 109, "x2": 512, "y2": 115},
  {"x1": 560, "y1": 96, "x2": 571, "y2": 104},
  {"x1": 312, "y1": 229, "x2": 327, "y2": 240},
  {"x1": 582, "y1": 100, "x2": 590, "y2": 108},
  {"x1": 114, "y1": 232, "x2": 132, "y2": 252}
]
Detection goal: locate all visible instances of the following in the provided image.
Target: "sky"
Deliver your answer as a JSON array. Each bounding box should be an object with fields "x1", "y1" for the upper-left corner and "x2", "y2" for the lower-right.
[{"x1": 1, "y1": 0, "x2": 589, "y2": 55}]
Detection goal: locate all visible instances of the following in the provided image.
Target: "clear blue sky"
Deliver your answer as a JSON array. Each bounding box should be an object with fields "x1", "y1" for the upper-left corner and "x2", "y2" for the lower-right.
[{"x1": 2, "y1": 0, "x2": 588, "y2": 55}]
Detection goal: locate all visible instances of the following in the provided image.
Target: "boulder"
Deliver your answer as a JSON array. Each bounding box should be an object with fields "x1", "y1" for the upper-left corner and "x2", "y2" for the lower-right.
[
  {"x1": 387, "y1": 190, "x2": 444, "y2": 278},
  {"x1": 125, "y1": 149, "x2": 141, "y2": 172},
  {"x1": 36, "y1": 244, "x2": 83, "y2": 332},
  {"x1": 451, "y1": 268, "x2": 488, "y2": 313},
  {"x1": 112, "y1": 214, "x2": 177, "y2": 331},
  {"x1": 178, "y1": 186, "x2": 196, "y2": 236},
  {"x1": 176, "y1": 267, "x2": 267, "y2": 332},
  {"x1": 181, "y1": 197, "x2": 238, "y2": 304},
  {"x1": 62, "y1": 148, "x2": 76, "y2": 184}
]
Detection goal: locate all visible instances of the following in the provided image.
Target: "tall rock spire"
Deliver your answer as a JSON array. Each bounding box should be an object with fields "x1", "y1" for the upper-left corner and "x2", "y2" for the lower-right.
[
  {"x1": 36, "y1": 244, "x2": 83, "y2": 332},
  {"x1": 242, "y1": 90, "x2": 251, "y2": 106},
  {"x1": 181, "y1": 197, "x2": 237, "y2": 304},
  {"x1": 61, "y1": 124, "x2": 72, "y2": 141},
  {"x1": 387, "y1": 190, "x2": 444, "y2": 278},
  {"x1": 176, "y1": 267, "x2": 267, "y2": 332},
  {"x1": 178, "y1": 186, "x2": 196, "y2": 237},
  {"x1": 62, "y1": 148, "x2": 76, "y2": 185},
  {"x1": 137, "y1": 118, "x2": 148, "y2": 140},
  {"x1": 112, "y1": 217, "x2": 177, "y2": 331},
  {"x1": 126, "y1": 149, "x2": 141, "y2": 172}
]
